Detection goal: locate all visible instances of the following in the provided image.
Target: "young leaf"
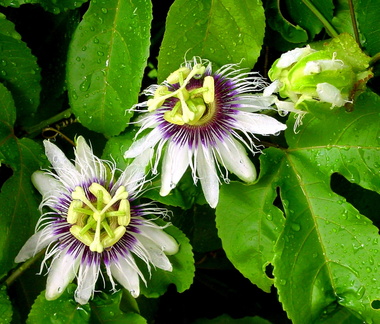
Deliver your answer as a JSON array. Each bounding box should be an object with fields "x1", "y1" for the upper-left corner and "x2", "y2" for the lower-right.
[
  {"x1": 67, "y1": 0, "x2": 152, "y2": 136},
  {"x1": 0, "y1": 13, "x2": 41, "y2": 121},
  {"x1": 27, "y1": 284, "x2": 91, "y2": 323},
  {"x1": 216, "y1": 180, "x2": 285, "y2": 293},
  {"x1": 157, "y1": 0, "x2": 265, "y2": 82}
]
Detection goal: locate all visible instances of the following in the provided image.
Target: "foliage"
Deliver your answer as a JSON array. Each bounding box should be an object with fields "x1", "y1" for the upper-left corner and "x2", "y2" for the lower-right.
[{"x1": 1, "y1": 0, "x2": 380, "y2": 323}]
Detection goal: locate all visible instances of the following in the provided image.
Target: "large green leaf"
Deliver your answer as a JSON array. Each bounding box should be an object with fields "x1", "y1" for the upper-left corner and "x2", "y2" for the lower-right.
[
  {"x1": 27, "y1": 284, "x2": 91, "y2": 323},
  {"x1": 217, "y1": 90, "x2": 380, "y2": 323},
  {"x1": 0, "y1": 90, "x2": 46, "y2": 278},
  {"x1": 157, "y1": 0, "x2": 265, "y2": 82},
  {"x1": 216, "y1": 180, "x2": 285, "y2": 293},
  {"x1": 0, "y1": 287, "x2": 12, "y2": 324},
  {"x1": 0, "y1": 13, "x2": 41, "y2": 120},
  {"x1": 356, "y1": 0, "x2": 380, "y2": 56},
  {"x1": 67, "y1": 0, "x2": 152, "y2": 136}
]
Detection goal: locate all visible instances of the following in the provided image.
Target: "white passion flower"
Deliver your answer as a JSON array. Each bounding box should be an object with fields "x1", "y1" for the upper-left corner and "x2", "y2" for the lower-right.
[
  {"x1": 124, "y1": 57, "x2": 287, "y2": 208},
  {"x1": 15, "y1": 136, "x2": 179, "y2": 305}
]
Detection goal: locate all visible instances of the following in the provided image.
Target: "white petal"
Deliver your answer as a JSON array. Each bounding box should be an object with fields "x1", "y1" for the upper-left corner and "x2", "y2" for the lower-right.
[
  {"x1": 263, "y1": 80, "x2": 281, "y2": 97},
  {"x1": 110, "y1": 255, "x2": 141, "y2": 297},
  {"x1": 277, "y1": 45, "x2": 315, "y2": 68},
  {"x1": 31, "y1": 171, "x2": 64, "y2": 198},
  {"x1": 115, "y1": 148, "x2": 152, "y2": 195},
  {"x1": 134, "y1": 234, "x2": 173, "y2": 271},
  {"x1": 124, "y1": 128, "x2": 162, "y2": 158},
  {"x1": 44, "y1": 140, "x2": 81, "y2": 187},
  {"x1": 74, "y1": 260, "x2": 100, "y2": 304},
  {"x1": 234, "y1": 112, "x2": 287, "y2": 135},
  {"x1": 138, "y1": 225, "x2": 179, "y2": 255},
  {"x1": 233, "y1": 95, "x2": 276, "y2": 112},
  {"x1": 159, "y1": 142, "x2": 190, "y2": 196},
  {"x1": 14, "y1": 228, "x2": 56, "y2": 263},
  {"x1": 216, "y1": 137, "x2": 257, "y2": 183},
  {"x1": 45, "y1": 249, "x2": 80, "y2": 301},
  {"x1": 316, "y1": 82, "x2": 347, "y2": 107},
  {"x1": 74, "y1": 136, "x2": 104, "y2": 180},
  {"x1": 196, "y1": 146, "x2": 219, "y2": 208}
]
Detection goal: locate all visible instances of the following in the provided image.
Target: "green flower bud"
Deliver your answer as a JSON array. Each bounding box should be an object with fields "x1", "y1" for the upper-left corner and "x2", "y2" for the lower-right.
[{"x1": 268, "y1": 33, "x2": 373, "y2": 113}]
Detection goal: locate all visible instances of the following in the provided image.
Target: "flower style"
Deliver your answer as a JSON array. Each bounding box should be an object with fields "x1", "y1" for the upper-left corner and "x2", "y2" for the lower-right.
[
  {"x1": 15, "y1": 136, "x2": 179, "y2": 305},
  {"x1": 124, "y1": 57, "x2": 287, "y2": 208}
]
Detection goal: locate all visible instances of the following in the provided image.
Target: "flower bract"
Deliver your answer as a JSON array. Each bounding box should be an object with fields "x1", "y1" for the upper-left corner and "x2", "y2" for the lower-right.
[
  {"x1": 124, "y1": 57, "x2": 286, "y2": 208},
  {"x1": 15, "y1": 136, "x2": 179, "y2": 304}
]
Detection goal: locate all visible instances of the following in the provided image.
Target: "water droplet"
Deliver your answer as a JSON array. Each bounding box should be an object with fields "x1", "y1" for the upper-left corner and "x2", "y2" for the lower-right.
[
  {"x1": 101, "y1": 7, "x2": 108, "y2": 14},
  {"x1": 291, "y1": 223, "x2": 301, "y2": 231},
  {"x1": 93, "y1": 37, "x2": 99, "y2": 44},
  {"x1": 266, "y1": 214, "x2": 273, "y2": 221},
  {"x1": 76, "y1": 56, "x2": 81, "y2": 62},
  {"x1": 79, "y1": 74, "x2": 92, "y2": 92},
  {"x1": 278, "y1": 279, "x2": 287, "y2": 285},
  {"x1": 1, "y1": 59, "x2": 6, "y2": 66},
  {"x1": 82, "y1": 46, "x2": 87, "y2": 51},
  {"x1": 72, "y1": 91, "x2": 78, "y2": 100},
  {"x1": 97, "y1": 51, "x2": 104, "y2": 56},
  {"x1": 1, "y1": 70, "x2": 7, "y2": 76}
]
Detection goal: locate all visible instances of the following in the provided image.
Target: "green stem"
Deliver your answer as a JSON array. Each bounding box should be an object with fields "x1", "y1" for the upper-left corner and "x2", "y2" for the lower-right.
[
  {"x1": 23, "y1": 108, "x2": 72, "y2": 136},
  {"x1": 348, "y1": 0, "x2": 360, "y2": 45},
  {"x1": 4, "y1": 249, "x2": 46, "y2": 287},
  {"x1": 301, "y1": 0, "x2": 339, "y2": 37},
  {"x1": 369, "y1": 52, "x2": 380, "y2": 67}
]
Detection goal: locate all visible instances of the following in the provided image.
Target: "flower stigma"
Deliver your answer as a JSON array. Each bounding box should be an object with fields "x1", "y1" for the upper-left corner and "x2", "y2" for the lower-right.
[
  {"x1": 68, "y1": 183, "x2": 130, "y2": 253},
  {"x1": 147, "y1": 63, "x2": 215, "y2": 126}
]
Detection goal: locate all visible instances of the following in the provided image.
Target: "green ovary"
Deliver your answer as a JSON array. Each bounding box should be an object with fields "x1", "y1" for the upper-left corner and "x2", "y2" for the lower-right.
[{"x1": 67, "y1": 183, "x2": 131, "y2": 253}]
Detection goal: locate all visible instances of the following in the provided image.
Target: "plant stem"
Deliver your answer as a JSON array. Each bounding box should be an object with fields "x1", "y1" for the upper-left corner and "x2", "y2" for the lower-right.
[
  {"x1": 347, "y1": 0, "x2": 360, "y2": 45},
  {"x1": 23, "y1": 108, "x2": 72, "y2": 137},
  {"x1": 301, "y1": 0, "x2": 339, "y2": 37},
  {"x1": 369, "y1": 52, "x2": 380, "y2": 67},
  {"x1": 4, "y1": 249, "x2": 46, "y2": 287}
]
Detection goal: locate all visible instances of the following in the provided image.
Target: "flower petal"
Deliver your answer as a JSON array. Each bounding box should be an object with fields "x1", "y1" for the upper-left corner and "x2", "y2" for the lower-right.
[
  {"x1": 124, "y1": 128, "x2": 162, "y2": 158},
  {"x1": 216, "y1": 137, "x2": 257, "y2": 183},
  {"x1": 74, "y1": 257, "x2": 100, "y2": 304},
  {"x1": 31, "y1": 171, "x2": 65, "y2": 199},
  {"x1": 14, "y1": 228, "x2": 56, "y2": 263},
  {"x1": 134, "y1": 234, "x2": 173, "y2": 271},
  {"x1": 45, "y1": 248, "x2": 80, "y2": 301},
  {"x1": 138, "y1": 224, "x2": 179, "y2": 255},
  {"x1": 234, "y1": 112, "x2": 287, "y2": 135},
  {"x1": 160, "y1": 142, "x2": 190, "y2": 196},
  {"x1": 196, "y1": 146, "x2": 219, "y2": 208},
  {"x1": 44, "y1": 140, "x2": 81, "y2": 188},
  {"x1": 109, "y1": 255, "x2": 141, "y2": 297}
]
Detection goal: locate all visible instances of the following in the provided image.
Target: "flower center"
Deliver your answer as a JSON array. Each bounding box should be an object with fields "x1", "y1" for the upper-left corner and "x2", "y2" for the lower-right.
[
  {"x1": 147, "y1": 64, "x2": 216, "y2": 126},
  {"x1": 67, "y1": 183, "x2": 130, "y2": 253}
]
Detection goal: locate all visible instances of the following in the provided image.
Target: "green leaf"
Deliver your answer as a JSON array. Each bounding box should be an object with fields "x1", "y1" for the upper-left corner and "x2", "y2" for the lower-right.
[
  {"x1": 0, "y1": 13, "x2": 41, "y2": 120},
  {"x1": 271, "y1": 91, "x2": 380, "y2": 323},
  {"x1": 140, "y1": 222, "x2": 194, "y2": 298},
  {"x1": 356, "y1": 0, "x2": 380, "y2": 56},
  {"x1": 194, "y1": 314, "x2": 272, "y2": 324},
  {"x1": 0, "y1": 0, "x2": 88, "y2": 14},
  {"x1": 90, "y1": 291, "x2": 146, "y2": 323},
  {"x1": 0, "y1": 136, "x2": 46, "y2": 278},
  {"x1": 284, "y1": 0, "x2": 334, "y2": 39},
  {"x1": 157, "y1": 0, "x2": 265, "y2": 82},
  {"x1": 265, "y1": 0, "x2": 308, "y2": 43},
  {"x1": 27, "y1": 284, "x2": 91, "y2": 323},
  {"x1": 67, "y1": 0, "x2": 152, "y2": 136},
  {"x1": 216, "y1": 179, "x2": 285, "y2": 292},
  {"x1": 0, "y1": 83, "x2": 16, "y2": 126},
  {"x1": 331, "y1": 0, "x2": 355, "y2": 36},
  {"x1": 0, "y1": 287, "x2": 12, "y2": 324}
]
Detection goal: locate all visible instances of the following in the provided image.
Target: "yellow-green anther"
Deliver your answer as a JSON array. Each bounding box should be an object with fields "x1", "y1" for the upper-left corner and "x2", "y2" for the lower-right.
[
  {"x1": 166, "y1": 67, "x2": 191, "y2": 84},
  {"x1": 202, "y1": 76, "x2": 215, "y2": 104},
  {"x1": 163, "y1": 110, "x2": 185, "y2": 125},
  {"x1": 117, "y1": 199, "x2": 131, "y2": 226},
  {"x1": 71, "y1": 187, "x2": 97, "y2": 214},
  {"x1": 67, "y1": 200, "x2": 83, "y2": 224},
  {"x1": 102, "y1": 226, "x2": 127, "y2": 249},
  {"x1": 70, "y1": 225, "x2": 94, "y2": 246},
  {"x1": 89, "y1": 183, "x2": 112, "y2": 204}
]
